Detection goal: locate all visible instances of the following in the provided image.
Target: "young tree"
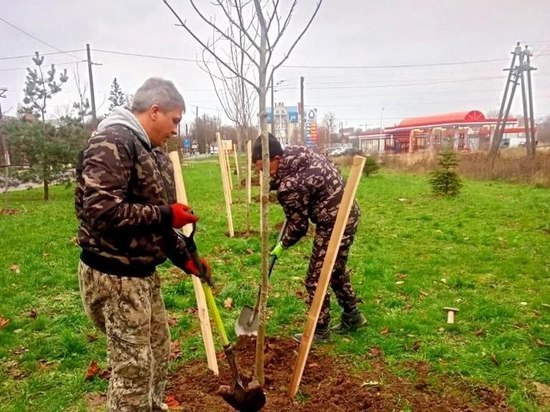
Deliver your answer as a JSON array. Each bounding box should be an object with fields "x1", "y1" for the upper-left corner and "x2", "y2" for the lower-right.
[
  {"x1": 4, "y1": 118, "x2": 89, "y2": 200},
  {"x1": 20, "y1": 52, "x2": 69, "y2": 200},
  {"x1": 108, "y1": 78, "x2": 126, "y2": 112},
  {"x1": 72, "y1": 68, "x2": 92, "y2": 123},
  {"x1": 430, "y1": 150, "x2": 463, "y2": 197},
  {"x1": 323, "y1": 112, "x2": 336, "y2": 147},
  {"x1": 162, "y1": 0, "x2": 324, "y2": 385},
  {"x1": 22, "y1": 52, "x2": 69, "y2": 124}
]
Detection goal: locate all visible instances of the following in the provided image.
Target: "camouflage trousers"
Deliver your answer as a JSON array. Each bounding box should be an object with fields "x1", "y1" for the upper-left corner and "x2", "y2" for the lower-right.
[
  {"x1": 305, "y1": 214, "x2": 360, "y2": 328},
  {"x1": 78, "y1": 260, "x2": 171, "y2": 412}
]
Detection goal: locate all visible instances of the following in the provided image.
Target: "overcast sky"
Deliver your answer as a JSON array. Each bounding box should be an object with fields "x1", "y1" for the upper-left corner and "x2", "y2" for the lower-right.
[{"x1": 1, "y1": 0, "x2": 549, "y2": 130}]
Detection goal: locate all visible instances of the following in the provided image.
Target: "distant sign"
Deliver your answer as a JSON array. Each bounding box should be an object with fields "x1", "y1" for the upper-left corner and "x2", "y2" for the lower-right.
[{"x1": 288, "y1": 106, "x2": 299, "y2": 123}]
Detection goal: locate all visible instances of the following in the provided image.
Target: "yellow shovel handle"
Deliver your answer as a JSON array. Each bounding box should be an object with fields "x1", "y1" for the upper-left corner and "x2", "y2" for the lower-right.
[{"x1": 203, "y1": 284, "x2": 229, "y2": 346}]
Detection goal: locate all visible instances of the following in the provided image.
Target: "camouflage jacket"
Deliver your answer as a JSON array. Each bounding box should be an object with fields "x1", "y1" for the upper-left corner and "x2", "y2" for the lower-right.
[
  {"x1": 75, "y1": 122, "x2": 190, "y2": 277},
  {"x1": 273, "y1": 146, "x2": 360, "y2": 247}
]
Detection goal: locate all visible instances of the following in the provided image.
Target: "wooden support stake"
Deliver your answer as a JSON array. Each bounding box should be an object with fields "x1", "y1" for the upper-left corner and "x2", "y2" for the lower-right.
[
  {"x1": 245, "y1": 140, "x2": 252, "y2": 232},
  {"x1": 168, "y1": 151, "x2": 218, "y2": 375},
  {"x1": 216, "y1": 133, "x2": 234, "y2": 237},
  {"x1": 233, "y1": 143, "x2": 240, "y2": 184},
  {"x1": 224, "y1": 141, "x2": 234, "y2": 189},
  {"x1": 288, "y1": 156, "x2": 366, "y2": 398}
]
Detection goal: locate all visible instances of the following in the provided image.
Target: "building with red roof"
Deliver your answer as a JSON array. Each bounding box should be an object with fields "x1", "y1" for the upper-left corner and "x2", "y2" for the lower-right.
[{"x1": 355, "y1": 110, "x2": 531, "y2": 154}]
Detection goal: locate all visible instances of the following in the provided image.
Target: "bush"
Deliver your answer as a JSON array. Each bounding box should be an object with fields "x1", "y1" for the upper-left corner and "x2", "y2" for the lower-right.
[
  {"x1": 430, "y1": 150, "x2": 462, "y2": 196},
  {"x1": 363, "y1": 156, "x2": 380, "y2": 177}
]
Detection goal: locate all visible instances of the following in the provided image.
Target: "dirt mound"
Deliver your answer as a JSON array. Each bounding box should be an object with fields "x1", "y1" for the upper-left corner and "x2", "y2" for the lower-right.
[{"x1": 166, "y1": 336, "x2": 512, "y2": 411}]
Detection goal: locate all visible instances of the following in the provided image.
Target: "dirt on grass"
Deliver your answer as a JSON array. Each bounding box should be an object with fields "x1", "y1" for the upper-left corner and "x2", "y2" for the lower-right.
[{"x1": 166, "y1": 336, "x2": 513, "y2": 412}]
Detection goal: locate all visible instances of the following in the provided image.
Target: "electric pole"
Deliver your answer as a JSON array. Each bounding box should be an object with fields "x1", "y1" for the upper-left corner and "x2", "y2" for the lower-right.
[
  {"x1": 490, "y1": 42, "x2": 537, "y2": 160},
  {"x1": 0, "y1": 87, "x2": 6, "y2": 120},
  {"x1": 0, "y1": 87, "x2": 10, "y2": 209},
  {"x1": 86, "y1": 44, "x2": 97, "y2": 126}
]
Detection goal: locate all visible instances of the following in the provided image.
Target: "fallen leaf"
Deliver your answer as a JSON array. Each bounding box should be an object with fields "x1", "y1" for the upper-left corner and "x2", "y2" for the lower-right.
[
  {"x1": 170, "y1": 341, "x2": 182, "y2": 360},
  {"x1": 99, "y1": 368, "x2": 111, "y2": 380},
  {"x1": 361, "y1": 380, "x2": 380, "y2": 387},
  {"x1": 475, "y1": 329, "x2": 485, "y2": 337},
  {"x1": 167, "y1": 317, "x2": 178, "y2": 327},
  {"x1": 380, "y1": 327, "x2": 390, "y2": 336},
  {"x1": 308, "y1": 362, "x2": 319, "y2": 368},
  {"x1": 37, "y1": 359, "x2": 56, "y2": 370},
  {"x1": 369, "y1": 347, "x2": 382, "y2": 357},
  {"x1": 85, "y1": 393, "x2": 107, "y2": 411},
  {"x1": 396, "y1": 273, "x2": 408, "y2": 279},
  {"x1": 0, "y1": 316, "x2": 9, "y2": 329},
  {"x1": 9, "y1": 264, "x2": 20, "y2": 274},
  {"x1": 535, "y1": 339, "x2": 548, "y2": 347},
  {"x1": 223, "y1": 297, "x2": 233, "y2": 309},
  {"x1": 85, "y1": 360, "x2": 101, "y2": 381},
  {"x1": 412, "y1": 340, "x2": 421, "y2": 352},
  {"x1": 29, "y1": 309, "x2": 38, "y2": 319},
  {"x1": 165, "y1": 395, "x2": 181, "y2": 409}
]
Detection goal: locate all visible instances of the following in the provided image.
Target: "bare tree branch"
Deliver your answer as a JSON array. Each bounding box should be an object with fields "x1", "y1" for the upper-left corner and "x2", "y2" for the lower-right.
[{"x1": 162, "y1": 0, "x2": 261, "y2": 93}]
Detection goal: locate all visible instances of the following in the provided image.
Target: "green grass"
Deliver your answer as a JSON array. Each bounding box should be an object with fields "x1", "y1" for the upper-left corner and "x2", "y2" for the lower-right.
[{"x1": 0, "y1": 159, "x2": 549, "y2": 411}]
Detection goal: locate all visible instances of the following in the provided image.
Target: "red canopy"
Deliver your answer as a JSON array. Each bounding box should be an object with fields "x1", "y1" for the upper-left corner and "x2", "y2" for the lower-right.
[{"x1": 397, "y1": 110, "x2": 486, "y2": 128}]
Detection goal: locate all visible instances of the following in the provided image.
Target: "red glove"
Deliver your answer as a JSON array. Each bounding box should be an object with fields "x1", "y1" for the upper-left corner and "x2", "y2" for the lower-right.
[
  {"x1": 170, "y1": 203, "x2": 199, "y2": 228},
  {"x1": 184, "y1": 257, "x2": 212, "y2": 285}
]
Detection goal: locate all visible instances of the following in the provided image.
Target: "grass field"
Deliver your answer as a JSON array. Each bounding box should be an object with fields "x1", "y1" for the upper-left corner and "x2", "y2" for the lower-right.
[{"x1": 0, "y1": 157, "x2": 549, "y2": 411}]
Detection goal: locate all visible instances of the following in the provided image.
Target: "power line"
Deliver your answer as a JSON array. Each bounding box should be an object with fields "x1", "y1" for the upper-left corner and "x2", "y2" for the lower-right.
[
  {"x1": 0, "y1": 50, "x2": 85, "y2": 61},
  {"x1": 0, "y1": 16, "x2": 83, "y2": 61},
  {"x1": 282, "y1": 53, "x2": 550, "y2": 69},
  {"x1": 92, "y1": 48, "x2": 199, "y2": 62},
  {"x1": 0, "y1": 60, "x2": 86, "y2": 72},
  {"x1": 84, "y1": 47, "x2": 550, "y2": 70}
]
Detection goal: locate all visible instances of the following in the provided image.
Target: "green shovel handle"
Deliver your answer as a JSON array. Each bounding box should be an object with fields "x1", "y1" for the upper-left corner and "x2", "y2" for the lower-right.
[{"x1": 203, "y1": 284, "x2": 229, "y2": 347}]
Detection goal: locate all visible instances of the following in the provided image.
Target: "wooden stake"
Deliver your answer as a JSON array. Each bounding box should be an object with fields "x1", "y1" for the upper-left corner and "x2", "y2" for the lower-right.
[
  {"x1": 168, "y1": 151, "x2": 218, "y2": 375},
  {"x1": 246, "y1": 140, "x2": 252, "y2": 232},
  {"x1": 288, "y1": 156, "x2": 366, "y2": 398},
  {"x1": 233, "y1": 143, "x2": 240, "y2": 184},
  {"x1": 224, "y1": 141, "x2": 234, "y2": 189},
  {"x1": 216, "y1": 133, "x2": 234, "y2": 237}
]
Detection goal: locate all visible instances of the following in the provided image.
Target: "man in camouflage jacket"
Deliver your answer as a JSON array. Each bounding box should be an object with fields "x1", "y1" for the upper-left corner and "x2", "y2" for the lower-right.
[
  {"x1": 252, "y1": 134, "x2": 366, "y2": 342},
  {"x1": 75, "y1": 78, "x2": 208, "y2": 411}
]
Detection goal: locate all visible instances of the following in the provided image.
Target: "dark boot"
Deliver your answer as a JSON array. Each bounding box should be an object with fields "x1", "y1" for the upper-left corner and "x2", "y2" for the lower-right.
[
  {"x1": 293, "y1": 324, "x2": 330, "y2": 344},
  {"x1": 332, "y1": 308, "x2": 367, "y2": 333}
]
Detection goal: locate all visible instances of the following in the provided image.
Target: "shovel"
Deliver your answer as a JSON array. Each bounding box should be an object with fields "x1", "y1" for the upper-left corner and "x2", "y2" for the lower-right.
[
  {"x1": 235, "y1": 220, "x2": 288, "y2": 337},
  {"x1": 179, "y1": 228, "x2": 266, "y2": 411},
  {"x1": 203, "y1": 284, "x2": 266, "y2": 411}
]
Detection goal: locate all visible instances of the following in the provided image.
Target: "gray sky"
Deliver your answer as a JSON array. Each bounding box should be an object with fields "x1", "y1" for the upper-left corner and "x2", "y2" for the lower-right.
[{"x1": 1, "y1": 0, "x2": 549, "y2": 130}]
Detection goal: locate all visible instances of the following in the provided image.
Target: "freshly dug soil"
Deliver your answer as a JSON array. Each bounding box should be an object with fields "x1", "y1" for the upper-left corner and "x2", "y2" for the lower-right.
[{"x1": 166, "y1": 336, "x2": 512, "y2": 411}]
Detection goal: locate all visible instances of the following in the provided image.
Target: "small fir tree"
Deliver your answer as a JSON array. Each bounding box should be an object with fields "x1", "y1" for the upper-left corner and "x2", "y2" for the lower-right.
[
  {"x1": 20, "y1": 52, "x2": 68, "y2": 200},
  {"x1": 108, "y1": 78, "x2": 126, "y2": 112},
  {"x1": 362, "y1": 155, "x2": 380, "y2": 177},
  {"x1": 429, "y1": 150, "x2": 462, "y2": 197}
]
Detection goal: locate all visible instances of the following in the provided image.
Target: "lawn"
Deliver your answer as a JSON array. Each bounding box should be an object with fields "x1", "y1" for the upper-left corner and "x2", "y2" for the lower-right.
[{"x1": 0, "y1": 157, "x2": 548, "y2": 411}]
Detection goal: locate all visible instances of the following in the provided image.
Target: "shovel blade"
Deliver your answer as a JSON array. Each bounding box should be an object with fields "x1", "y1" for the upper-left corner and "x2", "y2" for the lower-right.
[{"x1": 235, "y1": 305, "x2": 259, "y2": 336}]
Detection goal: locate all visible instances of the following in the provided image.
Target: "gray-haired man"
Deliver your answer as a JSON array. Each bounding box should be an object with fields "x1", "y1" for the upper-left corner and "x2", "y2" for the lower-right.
[{"x1": 76, "y1": 78, "x2": 209, "y2": 411}]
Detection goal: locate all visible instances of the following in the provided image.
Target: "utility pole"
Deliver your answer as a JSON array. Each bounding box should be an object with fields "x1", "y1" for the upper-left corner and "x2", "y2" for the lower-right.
[
  {"x1": 0, "y1": 87, "x2": 6, "y2": 120},
  {"x1": 271, "y1": 74, "x2": 275, "y2": 135},
  {"x1": 0, "y1": 87, "x2": 10, "y2": 209},
  {"x1": 300, "y1": 76, "x2": 305, "y2": 145},
  {"x1": 86, "y1": 44, "x2": 97, "y2": 126},
  {"x1": 195, "y1": 106, "x2": 199, "y2": 152},
  {"x1": 490, "y1": 42, "x2": 537, "y2": 160}
]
